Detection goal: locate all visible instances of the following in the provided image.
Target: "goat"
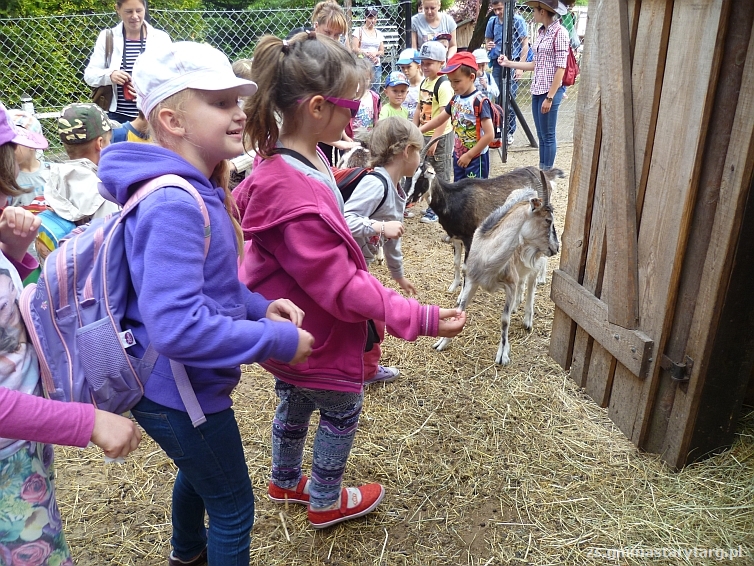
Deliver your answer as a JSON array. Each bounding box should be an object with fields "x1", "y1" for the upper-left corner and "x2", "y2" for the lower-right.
[
  {"x1": 433, "y1": 171, "x2": 560, "y2": 365},
  {"x1": 406, "y1": 143, "x2": 563, "y2": 293},
  {"x1": 336, "y1": 145, "x2": 370, "y2": 169}
]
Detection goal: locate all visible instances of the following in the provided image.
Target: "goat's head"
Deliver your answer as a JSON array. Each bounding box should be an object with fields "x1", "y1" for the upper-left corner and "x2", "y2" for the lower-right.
[
  {"x1": 521, "y1": 195, "x2": 559, "y2": 258},
  {"x1": 405, "y1": 137, "x2": 441, "y2": 203}
]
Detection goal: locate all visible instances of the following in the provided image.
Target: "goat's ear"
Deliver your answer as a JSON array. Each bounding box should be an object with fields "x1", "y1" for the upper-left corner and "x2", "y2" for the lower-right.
[{"x1": 530, "y1": 197, "x2": 542, "y2": 211}]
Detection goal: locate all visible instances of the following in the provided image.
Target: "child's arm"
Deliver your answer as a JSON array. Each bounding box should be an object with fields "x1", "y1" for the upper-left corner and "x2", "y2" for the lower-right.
[
  {"x1": 457, "y1": 116, "x2": 495, "y2": 168},
  {"x1": 343, "y1": 176, "x2": 403, "y2": 241},
  {"x1": 384, "y1": 238, "x2": 417, "y2": 296},
  {"x1": 419, "y1": 109, "x2": 451, "y2": 136},
  {"x1": 0, "y1": 388, "x2": 142, "y2": 458}
]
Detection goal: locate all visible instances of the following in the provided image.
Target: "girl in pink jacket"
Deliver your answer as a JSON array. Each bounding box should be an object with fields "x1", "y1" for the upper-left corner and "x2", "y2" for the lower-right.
[{"x1": 235, "y1": 32, "x2": 466, "y2": 529}]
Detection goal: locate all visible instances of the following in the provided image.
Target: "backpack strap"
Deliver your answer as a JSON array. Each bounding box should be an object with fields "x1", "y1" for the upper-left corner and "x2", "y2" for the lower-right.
[
  {"x1": 433, "y1": 75, "x2": 449, "y2": 103},
  {"x1": 472, "y1": 94, "x2": 484, "y2": 143},
  {"x1": 365, "y1": 171, "x2": 390, "y2": 217},
  {"x1": 125, "y1": 174, "x2": 211, "y2": 257},
  {"x1": 125, "y1": 174, "x2": 212, "y2": 427},
  {"x1": 273, "y1": 147, "x2": 318, "y2": 169}
]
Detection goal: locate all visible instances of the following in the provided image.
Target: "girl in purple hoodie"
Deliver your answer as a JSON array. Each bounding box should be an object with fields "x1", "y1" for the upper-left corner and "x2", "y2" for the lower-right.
[
  {"x1": 236, "y1": 31, "x2": 466, "y2": 530},
  {"x1": 98, "y1": 42, "x2": 315, "y2": 566}
]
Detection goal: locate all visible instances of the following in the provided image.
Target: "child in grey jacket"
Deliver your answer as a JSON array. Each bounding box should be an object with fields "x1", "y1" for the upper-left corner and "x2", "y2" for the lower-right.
[{"x1": 343, "y1": 116, "x2": 424, "y2": 385}]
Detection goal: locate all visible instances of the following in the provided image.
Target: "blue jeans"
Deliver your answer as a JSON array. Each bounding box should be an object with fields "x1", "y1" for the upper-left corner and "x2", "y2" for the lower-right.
[
  {"x1": 531, "y1": 86, "x2": 566, "y2": 170},
  {"x1": 491, "y1": 60, "x2": 520, "y2": 136},
  {"x1": 131, "y1": 397, "x2": 254, "y2": 566},
  {"x1": 453, "y1": 151, "x2": 490, "y2": 181}
]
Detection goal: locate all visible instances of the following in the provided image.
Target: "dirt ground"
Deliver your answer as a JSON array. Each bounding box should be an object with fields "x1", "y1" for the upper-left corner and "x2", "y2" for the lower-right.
[{"x1": 53, "y1": 143, "x2": 754, "y2": 566}]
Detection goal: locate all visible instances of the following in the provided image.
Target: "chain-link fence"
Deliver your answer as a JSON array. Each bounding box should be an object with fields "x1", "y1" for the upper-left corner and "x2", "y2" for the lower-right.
[{"x1": 0, "y1": 1, "x2": 580, "y2": 156}]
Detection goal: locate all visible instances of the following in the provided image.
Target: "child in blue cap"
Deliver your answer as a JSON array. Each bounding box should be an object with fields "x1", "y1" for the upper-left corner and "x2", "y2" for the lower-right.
[{"x1": 380, "y1": 71, "x2": 411, "y2": 120}]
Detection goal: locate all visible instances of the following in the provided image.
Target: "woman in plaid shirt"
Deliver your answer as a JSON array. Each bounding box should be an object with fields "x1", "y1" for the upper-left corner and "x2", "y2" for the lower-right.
[{"x1": 499, "y1": 0, "x2": 569, "y2": 170}]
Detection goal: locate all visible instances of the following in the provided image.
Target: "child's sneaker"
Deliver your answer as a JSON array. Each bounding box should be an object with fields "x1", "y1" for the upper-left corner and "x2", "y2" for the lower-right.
[
  {"x1": 507, "y1": 134, "x2": 514, "y2": 146},
  {"x1": 308, "y1": 483, "x2": 385, "y2": 529},
  {"x1": 168, "y1": 549, "x2": 207, "y2": 566},
  {"x1": 268, "y1": 476, "x2": 310, "y2": 505},
  {"x1": 404, "y1": 209, "x2": 415, "y2": 218},
  {"x1": 420, "y1": 208, "x2": 438, "y2": 223},
  {"x1": 364, "y1": 365, "x2": 400, "y2": 386}
]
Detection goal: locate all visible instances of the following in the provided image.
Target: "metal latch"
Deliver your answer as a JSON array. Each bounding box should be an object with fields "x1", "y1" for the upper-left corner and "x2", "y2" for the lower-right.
[{"x1": 660, "y1": 354, "x2": 694, "y2": 383}]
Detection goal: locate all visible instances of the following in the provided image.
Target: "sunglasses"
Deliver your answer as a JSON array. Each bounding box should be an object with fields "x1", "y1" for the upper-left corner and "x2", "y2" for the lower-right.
[{"x1": 298, "y1": 96, "x2": 361, "y2": 118}]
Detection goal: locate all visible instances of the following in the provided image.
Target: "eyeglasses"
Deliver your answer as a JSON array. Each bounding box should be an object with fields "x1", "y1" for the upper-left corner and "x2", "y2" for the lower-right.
[{"x1": 325, "y1": 96, "x2": 361, "y2": 117}]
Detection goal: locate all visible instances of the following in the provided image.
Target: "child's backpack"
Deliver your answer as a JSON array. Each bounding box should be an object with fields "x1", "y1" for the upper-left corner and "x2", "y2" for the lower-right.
[
  {"x1": 472, "y1": 94, "x2": 505, "y2": 149},
  {"x1": 333, "y1": 168, "x2": 390, "y2": 217},
  {"x1": 20, "y1": 174, "x2": 210, "y2": 427},
  {"x1": 420, "y1": 75, "x2": 449, "y2": 105}
]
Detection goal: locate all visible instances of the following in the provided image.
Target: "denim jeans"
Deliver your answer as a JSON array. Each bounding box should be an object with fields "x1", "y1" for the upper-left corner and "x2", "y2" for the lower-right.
[
  {"x1": 531, "y1": 86, "x2": 566, "y2": 170},
  {"x1": 491, "y1": 60, "x2": 520, "y2": 136},
  {"x1": 131, "y1": 397, "x2": 254, "y2": 566}
]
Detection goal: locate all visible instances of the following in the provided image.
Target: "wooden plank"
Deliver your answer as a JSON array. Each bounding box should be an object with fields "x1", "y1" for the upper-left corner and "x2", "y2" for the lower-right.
[
  {"x1": 661, "y1": 7, "x2": 754, "y2": 465},
  {"x1": 549, "y1": 0, "x2": 604, "y2": 369},
  {"x1": 631, "y1": 0, "x2": 674, "y2": 217},
  {"x1": 608, "y1": 1, "x2": 728, "y2": 445},
  {"x1": 601, "y1": 0, "x2": 639, "y2": 329},
  {"x1": 570, "y1": 150, "x2": 608, "y2": 388},
  {"x1": 644, "y1": 0, "x2": 748, "y2": 458},
  {"x1": 551, "y1": 270, "x2": 653, "y2": 378}
]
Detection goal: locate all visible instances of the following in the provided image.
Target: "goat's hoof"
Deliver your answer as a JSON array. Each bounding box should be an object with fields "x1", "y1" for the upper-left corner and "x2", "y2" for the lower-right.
[
  {"x1": 495, "y1": 354, "x2": 511, "y2": 366},
  {"x1": 523, "y1": 319, "x2": 533, "y2": 332},
  {"x1": 536, "y1": 276, "x2": 547, "y2": 285},
  {"x1": 442, "y1": 235, "x2": 452, "y2": 243},
  {"x1": 433, "y1": 337, "x2": 451, "y2": 351}
]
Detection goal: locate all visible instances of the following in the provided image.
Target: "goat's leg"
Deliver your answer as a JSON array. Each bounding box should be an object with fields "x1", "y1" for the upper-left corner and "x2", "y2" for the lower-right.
[
  {"x1": 536, "y1": 256, "x2": 548, "y2": 285},
  {"x1": 434, "y1": 281, "x2": 478, "y2": 352},
  {"x1": 495, "y1": 282, "x2": 516, "y2": 366},
  {"x1": 375, "y1": 244, "x2": 385, "y2": 265},
  {"x1": 448, "y1": 240, "x2": 464, "y2": 293},
  {"x1": 522, "y1": 269, "x2": 538, "y2": 331}
]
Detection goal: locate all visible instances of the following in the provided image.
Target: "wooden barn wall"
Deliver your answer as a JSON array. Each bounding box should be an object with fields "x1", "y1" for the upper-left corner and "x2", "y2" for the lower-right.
[{"x1": 549, "y1": 0, "x2": 754, "y2": 468}]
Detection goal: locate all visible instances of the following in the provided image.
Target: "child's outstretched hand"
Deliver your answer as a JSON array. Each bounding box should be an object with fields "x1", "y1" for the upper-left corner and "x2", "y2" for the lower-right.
[
  {"x1": 396, "y1": 276, "x2": 418, "y2": 296},
  {"x1": 437, "y1": 308, "x2": 466, "y2": 338},
  {"x1": 0, "y1": 206, "x2": 41, "y2": 261},
  {"x1": 290, "y1": 328, "x2": 315, "y2": 365},
  {"x1": 90, "y1": 409, "x2": 142, "y2": 459},
  {"x1": 267, "y1": 298, "x2": 305, "y2": 327}
]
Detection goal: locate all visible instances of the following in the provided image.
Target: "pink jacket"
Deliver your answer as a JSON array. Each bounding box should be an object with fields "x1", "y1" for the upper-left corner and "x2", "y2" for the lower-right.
[{"x1": 236, "y1": 155, "x2": 440, "y2": 392}]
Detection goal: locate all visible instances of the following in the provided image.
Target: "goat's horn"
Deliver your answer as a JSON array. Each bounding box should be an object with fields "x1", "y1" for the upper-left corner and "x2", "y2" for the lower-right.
[
  {"x1": 539, "y1": 169, "x2": 551, "y2": 207},
  {"x1": 419, "y1": 136, "x2": 442, "y2": 162}
]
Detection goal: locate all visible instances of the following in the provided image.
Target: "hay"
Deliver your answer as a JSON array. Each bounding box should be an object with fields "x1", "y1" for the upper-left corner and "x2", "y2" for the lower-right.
[{"x1": 54, "y1": 146, "x2": 754, "y2": 565}]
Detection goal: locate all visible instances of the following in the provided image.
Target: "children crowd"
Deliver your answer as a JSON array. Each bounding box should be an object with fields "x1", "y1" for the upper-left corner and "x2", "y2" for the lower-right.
[{"x1": 0, "y1": 0, "x2": 573, "y2": 563}]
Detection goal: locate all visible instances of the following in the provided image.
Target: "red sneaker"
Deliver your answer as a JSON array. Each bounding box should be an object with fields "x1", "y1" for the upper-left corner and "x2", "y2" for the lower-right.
[
  {"x1": 308, "y1": 483, "x2": 385, "y2": 529},
  {"x1": 268, "y1": 476, "x2": 310, "y2": 505}
]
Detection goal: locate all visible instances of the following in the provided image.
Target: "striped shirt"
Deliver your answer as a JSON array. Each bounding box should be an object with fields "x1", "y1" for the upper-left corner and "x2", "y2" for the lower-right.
[
  {"x1": 531, "y1": 22, "x2": 569, "y2": 95},
  {"x1": 116, "y1": 38, "x2": 144, "y2": 118}
]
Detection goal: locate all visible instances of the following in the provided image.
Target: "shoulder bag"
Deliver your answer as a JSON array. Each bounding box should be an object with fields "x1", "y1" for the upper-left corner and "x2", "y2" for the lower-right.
[{"x1": 92, "y1": 29, "x2": 114, "y2": 111}]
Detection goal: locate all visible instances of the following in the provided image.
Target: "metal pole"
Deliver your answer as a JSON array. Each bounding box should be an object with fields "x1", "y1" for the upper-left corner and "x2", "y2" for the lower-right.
[
  {"x1": 403, "y1": 0, "x2": 412, "y2": 51},
  {"x1": 511, "y1": 97, "x2": 537, "y2": 147}
]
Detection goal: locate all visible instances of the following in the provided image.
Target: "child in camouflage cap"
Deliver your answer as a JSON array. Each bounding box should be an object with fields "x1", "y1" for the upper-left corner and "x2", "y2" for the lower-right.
[{"x1": 42, "y1": 103, "x2": 120, "y2": 230}]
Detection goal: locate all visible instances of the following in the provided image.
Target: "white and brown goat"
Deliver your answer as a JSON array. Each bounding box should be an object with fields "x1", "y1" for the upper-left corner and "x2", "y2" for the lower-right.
[
  {"x1": 433, "y1": 173, "x2": 559, "y2": 365},
  {"x1": 406, "y1": 141, "x2": 563, "y2": 293}
]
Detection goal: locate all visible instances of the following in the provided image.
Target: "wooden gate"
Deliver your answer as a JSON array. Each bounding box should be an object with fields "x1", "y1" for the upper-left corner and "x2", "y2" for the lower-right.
[{"x1": 549, "y1": 0, "x2": 754, "y2": 469}]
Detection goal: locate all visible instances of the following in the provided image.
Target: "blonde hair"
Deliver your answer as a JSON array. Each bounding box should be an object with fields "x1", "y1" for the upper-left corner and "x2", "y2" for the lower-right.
[
  {"x1": 244, "y1": 32, "x2": 367, "y2": 158},
  {"x1": 364, "y1": 116, "x2": 424, "y2": 168},
  {"x1": 312, "y1": 1, "x2": 347, "y2": 34},
  {"x1": 148, "y1": 89, "x2": 244, "y2": 255}
]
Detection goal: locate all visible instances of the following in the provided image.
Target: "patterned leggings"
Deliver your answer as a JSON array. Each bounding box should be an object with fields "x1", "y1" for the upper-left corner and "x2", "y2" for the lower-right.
[{"x1": 271, "y1": 379, "x2": 363, "y2": 509}]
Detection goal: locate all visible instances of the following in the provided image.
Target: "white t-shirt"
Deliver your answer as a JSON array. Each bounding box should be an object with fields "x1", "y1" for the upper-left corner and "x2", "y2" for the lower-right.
[
  {"x1": 411, "y1": 13, "x2": 457, "y2": 48},
  {"x1": 353, "y1": 27, "x2": 385, "y2": 66}
]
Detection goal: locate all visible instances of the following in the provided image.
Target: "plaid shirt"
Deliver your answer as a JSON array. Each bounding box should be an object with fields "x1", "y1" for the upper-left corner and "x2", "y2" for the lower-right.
[{"x1": 531, "y1": 22, "x2": 569, "y2": 95}]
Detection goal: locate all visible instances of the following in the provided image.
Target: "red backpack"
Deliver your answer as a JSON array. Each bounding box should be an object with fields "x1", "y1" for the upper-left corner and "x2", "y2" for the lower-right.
[
  {"x1": 556, "y1": 26, "x2": 580, "y2": 87},
  {"x1": 332, "y1": 168, "x2": 389, "y2": 216},
  {"x1": 472, "y1": 94, "x2": 504, "y2": 149}
]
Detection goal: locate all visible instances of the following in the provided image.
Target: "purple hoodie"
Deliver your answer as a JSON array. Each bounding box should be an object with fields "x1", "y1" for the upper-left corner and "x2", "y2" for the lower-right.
[{"x1": 98, "y1": 143, "x2": 300, "y2": 414}]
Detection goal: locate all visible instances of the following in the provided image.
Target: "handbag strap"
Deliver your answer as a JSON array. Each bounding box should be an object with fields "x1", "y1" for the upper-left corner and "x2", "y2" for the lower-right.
[
  {"x1": 120, "y1": 22, "x2": 146, "y2": 70},
  {"x1": 104, "y1": 29, "x2": 113, "y2": 68}
]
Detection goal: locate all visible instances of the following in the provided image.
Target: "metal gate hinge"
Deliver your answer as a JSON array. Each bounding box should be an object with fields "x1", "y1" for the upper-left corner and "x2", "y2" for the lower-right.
[{"x1": 660, "y1": 354, "x2": 694, "y2": 383}]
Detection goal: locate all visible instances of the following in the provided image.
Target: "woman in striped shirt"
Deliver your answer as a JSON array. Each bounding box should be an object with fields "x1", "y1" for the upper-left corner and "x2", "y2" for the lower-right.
[
  {"x1": 499, "y1": 0, "x2": 568, "y2": 170},
  {"x1": 85, "y1": 0, "x2": 172, "y2": 123}
]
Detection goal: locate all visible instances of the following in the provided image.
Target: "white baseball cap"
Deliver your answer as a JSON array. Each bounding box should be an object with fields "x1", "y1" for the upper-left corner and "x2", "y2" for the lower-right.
[
  {"x1": 472, "y1": 48, "x2": 490, "y2": 64},
  {"x1": 417, "y1": 41, "x2": 447, "y2": 62},
  {"x1": 133, "y1": 41, "x2": 258, "y2": 119}
]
